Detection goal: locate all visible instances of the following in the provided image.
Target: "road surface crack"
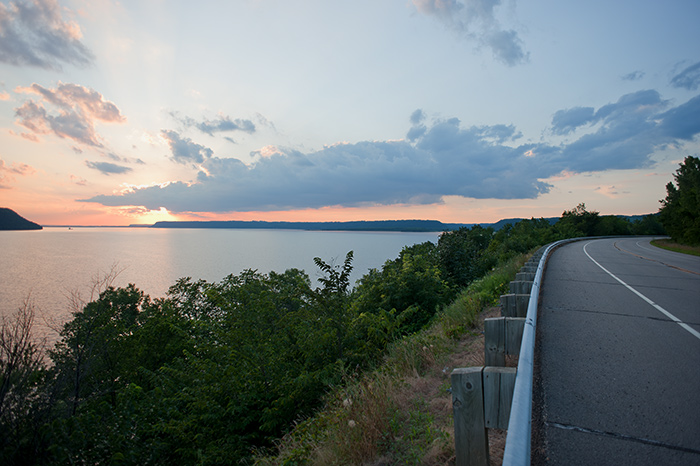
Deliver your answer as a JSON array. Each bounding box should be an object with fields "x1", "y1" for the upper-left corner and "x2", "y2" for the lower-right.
[
  {"x1": 546, "y1": 421, "x2": 700, "y2": 455},
  {"x1": 541, "y1": 306, "x2": 700, "y2": 326}
]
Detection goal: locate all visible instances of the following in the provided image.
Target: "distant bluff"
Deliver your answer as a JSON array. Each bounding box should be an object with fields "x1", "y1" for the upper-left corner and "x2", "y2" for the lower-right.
[{"x1": 0, "y1": 208, "x2": 42, "y2": 230}]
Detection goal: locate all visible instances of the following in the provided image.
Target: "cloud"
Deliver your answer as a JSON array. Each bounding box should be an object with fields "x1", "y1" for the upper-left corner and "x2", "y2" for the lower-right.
[
  {"x1": 85, "y1": 161, "x2": 132, "y2": 175},
  {"x1": 8, "y1": 129, "x2": 41, "y2": 142},
  {"x1": 485, "y1": 29, "x2": 527, "y2": 66},
  {"x1": 0, "y1": 91, "x2": 10, "y2": 101},
  {"x1": 410, "y1": 109, "x2": 426, "y2": 125},
  {"x1": 622, "y1": 70, "x2": 645, "y2": 81},
  {"x1": 407, "y1": 108, "x2": 427, "y2": 141},
  {"x1": 551, "y1": 90, "x2": 667, "y2": 136},
  {"x1": 0, "y1": 158, "x2": 35, "y2": 188},
  {"x1": 412, "y1": 0, "x2": 528, "y2": 66},
  {"x1": 161, "y1": 130, "x2": 213, "y2": 165},
  {"x1": 170, "y1": 112, "x2": 256, "y2": 136},
  {"x1": 0, "y1": 0, "x2": 93, "y2": 70},
  {"x1": 14, "y1": 82, "x2": 125, "y2": 147},
  {"x1": 70, "y1": 174, "x2": 87, "y2": 186},
  {"x1": 551, "y1": 107, "x2": 595, "y2": 135},
  {"x1": 80, "y1": 91, "x2": 700, "y2": 214},
  {"x1": 670, "y1": 61, "x2": 700, "y2": 91},
  {"x1": 656, "y1": 94, "x2": 700, "y2": 140}
]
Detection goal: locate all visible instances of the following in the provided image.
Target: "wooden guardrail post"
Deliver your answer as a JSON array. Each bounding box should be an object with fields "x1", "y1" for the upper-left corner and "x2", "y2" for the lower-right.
[
  {"x1": 509, "y1": 280, "x2": 533, "y2": 294},
  {"x1": 452, "y1": 366, "x2": 518, "y2": 465},
  {"x1": 484, "y1": 367, "x2": 517, "y2": 429},
  {"x1": 485, "y1": 318, "x2": 506, "y2": 366},
  {"x1": 500, "y1": 294, "x2": 530, "y2": 317},
  {"x1": 485, "y1": 317, "x2": 527, "y2": 365},
  {"x1": 505, "y1": 318, "x2": 525, "y2": 356},
  {"x1": 452, "y1": 368, "x2": 489, "y2": 466}
]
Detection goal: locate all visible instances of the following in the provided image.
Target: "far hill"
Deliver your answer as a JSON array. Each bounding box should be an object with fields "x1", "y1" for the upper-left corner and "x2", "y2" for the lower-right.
[
  {"x1": 0, "y1": 208, "x2": 42, "y2": 230},
  {"x1": 146, "y1": 215, "x2": 651, "y2": 232},
  {"x1": 149, "y1": 219, "x2": 471, "y2": 232}
]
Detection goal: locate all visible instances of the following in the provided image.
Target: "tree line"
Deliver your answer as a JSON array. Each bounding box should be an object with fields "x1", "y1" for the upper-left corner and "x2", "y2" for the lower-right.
[{"x1": 0, "y1": 202, "x2": 671, "y2": 465}]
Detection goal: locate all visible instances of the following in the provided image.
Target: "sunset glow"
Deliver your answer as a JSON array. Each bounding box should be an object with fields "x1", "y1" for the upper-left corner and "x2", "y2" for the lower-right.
[{"x1": 1, "y1": 0, "x2": 698, "y2": 226}]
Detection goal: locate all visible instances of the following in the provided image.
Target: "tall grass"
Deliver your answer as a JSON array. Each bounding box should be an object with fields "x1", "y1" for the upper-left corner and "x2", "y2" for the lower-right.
[{"x1": 438, "y1": 254, "x2": 525, "y2": 339}]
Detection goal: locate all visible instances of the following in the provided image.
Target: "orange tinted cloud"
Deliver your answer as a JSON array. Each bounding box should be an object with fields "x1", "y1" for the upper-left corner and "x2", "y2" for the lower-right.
[{"x1": 14, "y1": 83, "x2": 125, "y2": 147}]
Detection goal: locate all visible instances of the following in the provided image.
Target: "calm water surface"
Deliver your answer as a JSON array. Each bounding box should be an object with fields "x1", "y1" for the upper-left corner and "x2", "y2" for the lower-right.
[{"x1": 1, "y1": 227, "x2": 440, "y2": 336}]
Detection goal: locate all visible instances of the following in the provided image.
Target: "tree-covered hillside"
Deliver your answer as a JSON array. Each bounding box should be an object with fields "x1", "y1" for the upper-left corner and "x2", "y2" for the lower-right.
[
  {"x1": 659, "y1": 156, "x2": 700, "y2": 245},
  {"x1": 0, "y1": 208, "x2": 42, "y2": 230}
]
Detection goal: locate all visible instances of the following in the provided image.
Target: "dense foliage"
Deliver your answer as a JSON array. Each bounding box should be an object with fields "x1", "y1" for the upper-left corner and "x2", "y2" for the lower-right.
[
  {"x1": 659, "y1": 156, "x2": 700, "y2": 245},
  {"x1": 0, "y1": 207, "x2": 664, "y2": 465}
]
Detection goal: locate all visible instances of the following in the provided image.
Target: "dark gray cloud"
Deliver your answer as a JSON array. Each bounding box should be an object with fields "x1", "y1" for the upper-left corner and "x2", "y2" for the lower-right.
[
  {"x1": 14, "y1": 83, "x2": 125, "y2": 147},
  {"x1": 551, "y1": 107, "x2": 596, "y2": 135},
  {"x1": 622, "y1": 70, "x2": 645, "y2": 81},
  {"x1": 670, "y1": 61, "x2": 700, "y2": 91},
  {"x1": 412, "y1": 0, "x2": 529, "y2": 66},
  {"x1": 0, "y1": 0, "x2": 93, "y2": 70},
  {"x1": 594, "y1": 89, "x2": 666, "y2": 120},
  {"x1": 407, "y1": 108, "x2": 427, "y2": 141},
  {"x1": 551, "y1": 90, "x2": 667, "y2": 136},
  {"x1": 410, "y1": 109, "x2": 426, "y2": 125},
  {"x1": 170, "y1": 112, "x2": 256, "y2": 136},
  {"x1": 85, "y1": 161, "x2": 132, "y2": 175},
  {"x1": 656, "y1": 94, "x2": 700, "y2": 140},
  {"x1": 80, "y1": 90, "x2": 700, "y2": 214},
  {"x1": 161, "y1": 130, "x2": 213, "y2": 165}
]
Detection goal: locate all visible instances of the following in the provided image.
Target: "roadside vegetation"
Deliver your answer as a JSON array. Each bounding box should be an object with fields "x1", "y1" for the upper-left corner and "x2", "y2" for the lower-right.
[
  {"x1": 650, "y1": 239, "x2": 700, "y2": 256},
  {"x1": 0, "y1": 197, "x2": 675, "y2": 465},
  {"x1": 658, "y1": 156, "x2": 700, "y2": 246}
]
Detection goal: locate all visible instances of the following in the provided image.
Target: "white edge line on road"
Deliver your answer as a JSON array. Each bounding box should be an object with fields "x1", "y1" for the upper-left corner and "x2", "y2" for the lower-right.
[{"x1": 583, "y1": 241, "x2": 700, "y2": 341}]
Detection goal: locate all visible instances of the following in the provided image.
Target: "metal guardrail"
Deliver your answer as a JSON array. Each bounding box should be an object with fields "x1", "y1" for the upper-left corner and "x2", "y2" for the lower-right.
[{"x1": 501, "y1": 240, "x2": 568, "y2": 466}]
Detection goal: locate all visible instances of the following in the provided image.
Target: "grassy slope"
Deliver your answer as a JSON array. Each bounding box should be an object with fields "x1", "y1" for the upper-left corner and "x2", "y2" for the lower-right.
[
  {"x1": 255, "y1": 253, "x2": 528, "y2": 466},
  {"x1": 650, "y1": 239, "x2": 700, "y2": 256}
]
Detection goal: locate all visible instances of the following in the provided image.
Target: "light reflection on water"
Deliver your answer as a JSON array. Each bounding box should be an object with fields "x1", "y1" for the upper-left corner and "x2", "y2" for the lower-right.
[{"x1": 1, "y1": 227, "x2": 440, "y2": 340}]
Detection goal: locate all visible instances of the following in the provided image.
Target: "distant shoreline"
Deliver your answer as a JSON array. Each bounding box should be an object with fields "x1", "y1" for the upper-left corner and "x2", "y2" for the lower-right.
[
  {"x1": 44, "y1": 219, "x2": 471, "y2": 232},
  {"x1": 42, "y1": 218, "x2": 541, "y2": 232},
  {"x1": 40, "y1": 214, "x2": 655, "y2": 232}
]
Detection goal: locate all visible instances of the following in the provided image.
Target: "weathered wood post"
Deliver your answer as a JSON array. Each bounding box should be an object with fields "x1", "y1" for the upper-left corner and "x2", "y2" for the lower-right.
[
  {"x1": 500, "y1": 294, "x2": 530, "y2": 317},
  {"x1": 509, "y1": 280, "x2": 533, "y2": 294},
  {"x1": 452, "y1": 367, "x2": 489, "y2": 466},
  {"x1": 485, "y1": 316, "x2": 527, "y2": 366},
  {"x1": 485, "y1": 318, "x2": 506, "y2": 366},
  {"x1": 505, "y1": 317, "x2": 525, "y2": 356},
  {"x1": 483, "y1": 367, "x2": 517, "y2": 429}
]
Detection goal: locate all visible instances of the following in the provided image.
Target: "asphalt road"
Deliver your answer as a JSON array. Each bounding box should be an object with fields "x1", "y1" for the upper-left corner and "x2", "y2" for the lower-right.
[{"x1": 532, "y1": 237, "x2": 700, "y2": 466}]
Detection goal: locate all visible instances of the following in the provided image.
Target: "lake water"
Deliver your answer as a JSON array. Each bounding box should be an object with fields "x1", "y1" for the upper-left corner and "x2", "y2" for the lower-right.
[{"x1": 1, "y1": 227, "x2": 440, "y2": 337}]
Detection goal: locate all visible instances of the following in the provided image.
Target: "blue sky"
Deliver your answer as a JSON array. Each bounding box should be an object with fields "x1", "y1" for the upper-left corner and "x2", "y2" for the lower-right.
[{"x1": 1, "y1": 0, "x2": 699, "y2": 225}]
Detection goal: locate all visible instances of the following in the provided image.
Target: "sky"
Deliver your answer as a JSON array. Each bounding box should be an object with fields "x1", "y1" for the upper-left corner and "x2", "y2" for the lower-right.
[{"x1": 1, "y1": 0, "x2": 699, "y2": 226}]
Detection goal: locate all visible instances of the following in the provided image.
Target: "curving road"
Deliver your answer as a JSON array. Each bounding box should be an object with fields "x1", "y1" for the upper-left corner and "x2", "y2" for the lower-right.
[{"x1": 532, "y1": 237, "x2": 700, "y2": 465}]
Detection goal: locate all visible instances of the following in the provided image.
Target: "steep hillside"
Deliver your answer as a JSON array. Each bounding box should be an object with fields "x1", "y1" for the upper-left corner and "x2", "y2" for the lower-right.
[{"x1": 0, "y1": 208, "x2": 42, "y2": 230}]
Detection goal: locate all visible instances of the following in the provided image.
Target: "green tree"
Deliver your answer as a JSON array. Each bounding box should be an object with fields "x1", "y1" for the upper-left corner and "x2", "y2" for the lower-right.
[
  {"x1": 49, "y1": 285, "x2": 152, "y2": 414},
  {"x1": 630, "y1": 214, "x2": 666, "y2": 236},
  {"x1": 555, "y1": 203, "x2": 600, "y2": 237},
  {"x1": 437, "y1": 226, "x2": 495, "y2": 289},
  {"x1": 488, "y1": 218, "x2": 557, "y2": 261},
  {"x1": 659, "y1": 156, "x2": 700, "y2": 245},
  {"x1": 351, "y1": 242, "x2": 449, "y2": 340},
  {"x1": 0, "y1": 300, "x2": 52, "y2": 465}
]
